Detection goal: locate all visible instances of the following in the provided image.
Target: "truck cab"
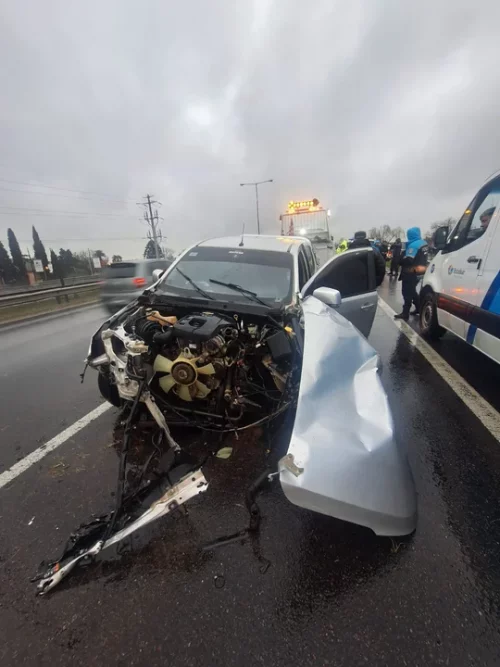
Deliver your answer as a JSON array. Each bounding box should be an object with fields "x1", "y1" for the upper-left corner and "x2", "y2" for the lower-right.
[{"x1": 420, "y1": 174, "x2": 500, "y2": 365}]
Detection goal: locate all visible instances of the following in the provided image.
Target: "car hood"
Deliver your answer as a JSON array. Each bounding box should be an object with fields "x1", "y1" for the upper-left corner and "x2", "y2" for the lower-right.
[{"x1": 281, "y1": 296, "x2": 417, "y2": 536}]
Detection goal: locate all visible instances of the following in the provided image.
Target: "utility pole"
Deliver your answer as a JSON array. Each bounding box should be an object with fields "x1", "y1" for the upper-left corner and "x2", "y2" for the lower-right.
[
  {"x1": 240, "y1": 179, "x2": 273, "y2": 235},
  {"x1": 138, "y1": 194, "x2": 162, "y2": 258}
]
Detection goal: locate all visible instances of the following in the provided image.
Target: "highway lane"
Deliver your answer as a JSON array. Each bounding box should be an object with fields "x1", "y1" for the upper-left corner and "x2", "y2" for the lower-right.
[
  {"x1": 1, "y1": 298, "x2": 500, "y2": 665},
  {"x1": 379, "y1": 278, "x2": 500, "y2": 413},
  {"x1": 0, "y1": 305, "x2": 109, "y2": 471}
]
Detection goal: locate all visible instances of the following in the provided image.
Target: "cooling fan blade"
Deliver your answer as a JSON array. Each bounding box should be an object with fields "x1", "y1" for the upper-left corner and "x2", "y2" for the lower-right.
[
  {"x1": 153, "y1": 355, "x2": 173, "y2": 373},
  {"x1": 158, "y1": 374, "x2": 177, "y2": 394},
  {"x1": 194, "y1": 381, "x2": 211, "y2": 399},
  {"x1": 177, "y1": 385, "x2": 193, "y2": 402},
  {"x1": 197, "y1": 363, "x2": 215, "y2": 376}
]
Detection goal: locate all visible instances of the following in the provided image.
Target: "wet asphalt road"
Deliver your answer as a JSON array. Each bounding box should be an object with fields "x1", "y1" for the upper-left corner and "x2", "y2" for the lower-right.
[{"x1": 1, "y1": 293, "x2": 500, "y2": 666}]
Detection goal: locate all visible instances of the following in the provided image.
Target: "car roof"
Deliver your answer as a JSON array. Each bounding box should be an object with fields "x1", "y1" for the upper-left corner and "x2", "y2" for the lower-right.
[
  {"x1": 195, "y1": 234, "x2": 311, "y2": 256},
  {"x1": 110, "y1": 258, "x2": 171, "y2": 264}
]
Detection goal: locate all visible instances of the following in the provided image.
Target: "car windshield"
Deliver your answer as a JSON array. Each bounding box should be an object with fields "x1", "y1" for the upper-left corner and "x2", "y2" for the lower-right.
[{"x1": 157, "y1": 247, "x2": 294, "y2": 305}]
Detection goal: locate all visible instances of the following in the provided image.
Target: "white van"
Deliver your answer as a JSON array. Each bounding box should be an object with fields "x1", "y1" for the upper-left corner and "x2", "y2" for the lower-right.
[{"x1": 420, "y1": 173, "x2": 500, "y2": 365}]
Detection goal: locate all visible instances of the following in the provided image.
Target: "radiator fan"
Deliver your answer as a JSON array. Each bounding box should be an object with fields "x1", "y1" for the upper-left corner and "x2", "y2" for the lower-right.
[{"x1": 153, "y1": 352, "x2": 216, "y2": 402}]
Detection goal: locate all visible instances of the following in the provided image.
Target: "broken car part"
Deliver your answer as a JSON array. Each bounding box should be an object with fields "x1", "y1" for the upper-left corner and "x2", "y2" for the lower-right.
[
  {"x1": 35, "y1": 468, "x2": 208, "y2": 595},
  {"x1": 281, "y1": 296, "x2": 418, "y2": 536},
  {"x1": 35, "y1": 382, "x2": 203, "y2": 595}
]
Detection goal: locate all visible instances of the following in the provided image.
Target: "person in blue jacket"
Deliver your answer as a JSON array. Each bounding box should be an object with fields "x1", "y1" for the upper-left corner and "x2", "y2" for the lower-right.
[{"x1": 394, "y1": 227, "x2": 429, "y2": 321}]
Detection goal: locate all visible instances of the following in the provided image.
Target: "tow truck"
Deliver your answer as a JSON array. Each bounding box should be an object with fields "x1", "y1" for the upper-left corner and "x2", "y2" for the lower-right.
[{"x1": 280, "y1": 199, "x2": 334, "y2": 267}]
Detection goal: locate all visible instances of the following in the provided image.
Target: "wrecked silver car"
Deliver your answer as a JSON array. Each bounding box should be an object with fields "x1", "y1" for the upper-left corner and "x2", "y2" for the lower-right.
[{"x1": 35, "y1": 236, "x2": 417, "y2": 593}]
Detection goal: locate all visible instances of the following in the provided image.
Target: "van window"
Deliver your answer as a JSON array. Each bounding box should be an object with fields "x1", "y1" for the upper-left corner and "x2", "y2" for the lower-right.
[
  {"x1": 466, "y1": 193, "x2": 500, "y2": 243},
  {"x1": 448, "y1": 178, "x2": 500, "y2": 251}
]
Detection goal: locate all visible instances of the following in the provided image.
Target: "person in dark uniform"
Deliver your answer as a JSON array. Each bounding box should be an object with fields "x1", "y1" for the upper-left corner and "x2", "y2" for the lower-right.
[
  {"x1": 389, "y1": 238, "x2": 402, "y2": 277},
  {"x1": 348, "y1": 230, "x2": 386, "y2": 286},
  {"x1": 394, "y1": 227, "x2": 429, "y2": 321}
]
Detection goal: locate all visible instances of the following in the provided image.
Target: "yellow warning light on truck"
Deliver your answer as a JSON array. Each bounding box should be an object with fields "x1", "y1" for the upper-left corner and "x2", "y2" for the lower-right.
[{"x1": 287, "y1": 198, "x2": 321, "y2": 213}]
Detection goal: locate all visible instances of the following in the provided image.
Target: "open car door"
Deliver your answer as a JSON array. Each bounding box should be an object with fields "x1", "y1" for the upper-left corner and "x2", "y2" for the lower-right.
[{"x1": 300, "y1": 248, "x2": 378, "y2": 338}]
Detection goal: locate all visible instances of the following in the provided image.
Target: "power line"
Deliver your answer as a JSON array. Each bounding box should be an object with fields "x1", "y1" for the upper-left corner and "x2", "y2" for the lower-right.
[
  {"x1": 0, "y1": 185, "x2": 136, "y2": 205},
  {"x1": 0, "y1": 177, "x2": 137, "y2": 202},
  {"x1": 0, "y1": 205, "x2": 140, "y2": 218}
]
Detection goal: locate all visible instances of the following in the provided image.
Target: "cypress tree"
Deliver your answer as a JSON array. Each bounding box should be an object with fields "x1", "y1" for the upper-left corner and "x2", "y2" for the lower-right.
[
  {"x1": 0, "y1": 241, "x2": 16, "y2": 283},
  {"x1": 32, "y1": 226, "x2": 49, "y2": 269},
  {"x1": 7, "y1": 228, "x2": 26, "y2": 281}
]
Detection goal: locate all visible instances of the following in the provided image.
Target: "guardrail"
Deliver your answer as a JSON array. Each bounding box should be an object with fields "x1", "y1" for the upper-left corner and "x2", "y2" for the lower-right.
[
  {"x1": 0, "y1": 283, "x2": 100, "y2": 309},
  {"x1": 0, "y1": 275, "x2": 101, "y2": 296}
]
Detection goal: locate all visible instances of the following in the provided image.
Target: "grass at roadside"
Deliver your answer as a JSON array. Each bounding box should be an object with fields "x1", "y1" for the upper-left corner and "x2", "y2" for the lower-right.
[{"x1": 0, "y1": 288, "x2": 99, "y2": 325}]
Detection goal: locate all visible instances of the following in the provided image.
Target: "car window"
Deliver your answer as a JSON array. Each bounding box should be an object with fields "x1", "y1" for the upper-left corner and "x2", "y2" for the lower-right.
[
  {"x1": 305, "y1": 250, "x2": 375, "y2": 299},
  {"x1": 303, "y1": 244, "x2": 316, "y2": 276},
  {"x1": 326, "y1": 254, "x2": 371, "y2": 297},
  {"x1": 297, "y1": 251, "x2": 308, "y2": 289},
  {"x1": 158, "y1": 247, "x2": 294, "y2": 305},
  {"x1": 103, "y1": 262, "x2": 137, "y2": 278}
]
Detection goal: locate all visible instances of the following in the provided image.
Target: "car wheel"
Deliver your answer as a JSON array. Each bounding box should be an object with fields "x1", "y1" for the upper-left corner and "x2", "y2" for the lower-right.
[
  {"x1": 98, "y1": 371, "x2": 122, "y2": 408},
  {"x1": 420, "y1": 292, "x2": 445, "y2": 340}
]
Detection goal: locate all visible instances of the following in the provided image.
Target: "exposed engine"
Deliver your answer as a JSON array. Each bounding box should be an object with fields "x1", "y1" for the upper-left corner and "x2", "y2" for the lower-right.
[
  {"x1": 35, "y1": 302, "x2": 302, "y2": 594},
  {"x1": 96, "y1": 306, "x2": 298, "y2": 430}
]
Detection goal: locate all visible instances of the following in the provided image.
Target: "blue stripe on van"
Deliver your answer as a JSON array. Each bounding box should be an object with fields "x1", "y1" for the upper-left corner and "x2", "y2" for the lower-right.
[{"x1": 466, "y1": 270, "x2": 500, "y2": 344}]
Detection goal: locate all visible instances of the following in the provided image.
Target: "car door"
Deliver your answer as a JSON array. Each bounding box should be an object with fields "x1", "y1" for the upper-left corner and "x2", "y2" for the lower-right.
[
  {"x1": 302, "y1": 243, "x2": 317, "y2": 276},
  {"x1": 300, "y1": 248, "x2": 377, "y2": 338},
  {"x1": 297, "y1": 247, "x2": 312, "y2": 292},
  {"x1": 438, "y1": 180, "x2": 500, "y2": 340}
]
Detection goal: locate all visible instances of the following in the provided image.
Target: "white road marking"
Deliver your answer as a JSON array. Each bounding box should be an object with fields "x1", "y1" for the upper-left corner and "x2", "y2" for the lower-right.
[
  {"x1": 0, "y1": 402, "x2": 112, "y2": 490},
  {"x1": 378, "y1": 297, "x2": 500, "y2": 442}
]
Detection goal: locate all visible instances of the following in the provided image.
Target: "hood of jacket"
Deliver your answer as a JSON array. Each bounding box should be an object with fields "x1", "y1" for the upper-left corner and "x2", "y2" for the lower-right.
[{"x1": 406, "y1": 227, "x2": 422, "y2": 243}]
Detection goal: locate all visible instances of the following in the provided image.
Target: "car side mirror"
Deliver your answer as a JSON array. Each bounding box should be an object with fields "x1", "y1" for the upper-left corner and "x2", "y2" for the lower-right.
[
  {"x1": 312, "y1": 286, "x2": 342, "y2": 308},
  {"x1": 433, "y1": 226, "x2": 449, "y2": 251},
  {"x1": 152, "y1": 268, "x2": 165, "y2": 282}
]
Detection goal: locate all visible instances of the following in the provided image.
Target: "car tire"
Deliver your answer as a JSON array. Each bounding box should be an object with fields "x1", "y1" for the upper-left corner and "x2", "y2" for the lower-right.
[
  {"x1": 98, "y1": 371, "x2": 122, "y2": 408},
  {"x1": 420, "y1": 292, "x2": 446, "y2": 340}
]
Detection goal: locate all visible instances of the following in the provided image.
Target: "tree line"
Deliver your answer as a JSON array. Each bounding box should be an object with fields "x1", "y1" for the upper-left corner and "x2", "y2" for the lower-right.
[
  {"x1": 0, "y1": 227, "x2": 176, "y2": 285},
  {"x1": 0, "y1": 226, "x2": 108, "y2": 285}
]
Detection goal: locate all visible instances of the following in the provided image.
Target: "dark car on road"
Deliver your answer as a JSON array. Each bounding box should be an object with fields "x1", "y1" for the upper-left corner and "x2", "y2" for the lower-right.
[{"x1": 100, "y1": 258, "x2": 172, "y2": 314}]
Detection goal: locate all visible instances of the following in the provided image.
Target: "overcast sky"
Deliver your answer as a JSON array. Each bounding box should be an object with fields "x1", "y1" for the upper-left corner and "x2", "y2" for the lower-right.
[{"x1": 1, "y1": 0, "x2": 500, "y2": 260}]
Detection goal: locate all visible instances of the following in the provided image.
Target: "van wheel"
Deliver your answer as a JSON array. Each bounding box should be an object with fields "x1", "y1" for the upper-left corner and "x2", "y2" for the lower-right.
[{"x1": 420, "y1": 292, "x2": 446, "y2": 339}]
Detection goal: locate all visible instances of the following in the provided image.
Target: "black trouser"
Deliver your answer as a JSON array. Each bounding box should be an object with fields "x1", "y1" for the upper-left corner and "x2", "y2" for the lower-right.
[
  {"x1": 401, "y1": 273, "x2": 419, "y2": 317},
  {"x1": 390, "y1": 258, "x2": 399, "y2": 275}
]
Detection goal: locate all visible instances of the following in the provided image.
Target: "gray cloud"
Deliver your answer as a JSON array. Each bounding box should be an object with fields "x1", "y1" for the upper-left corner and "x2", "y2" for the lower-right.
[{"x1": 1, "y1": 0, "x2": 500, "y2": 259}]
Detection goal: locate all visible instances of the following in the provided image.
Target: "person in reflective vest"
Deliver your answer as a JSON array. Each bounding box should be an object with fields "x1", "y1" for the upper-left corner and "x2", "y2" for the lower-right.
[{"x1": 336, "y1": 239, "x2": 348, "y2": 254}]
